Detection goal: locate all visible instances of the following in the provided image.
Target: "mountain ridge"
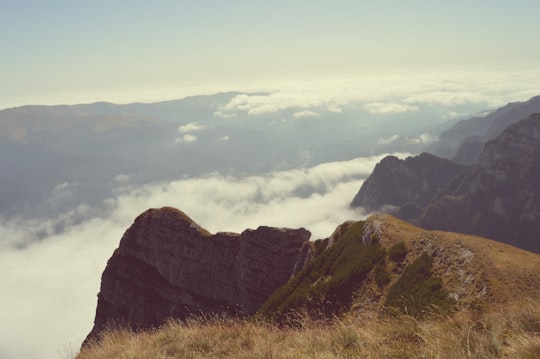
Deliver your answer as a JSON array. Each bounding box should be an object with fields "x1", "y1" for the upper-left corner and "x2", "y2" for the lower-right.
[
  {"x1": 352, "y1": 113, "x2": 540, "y2": 253},
  {"x1": 85, "y1": 207, "x2": 540, "y2": 348},
  {"x1": 426, "y1": 95, "x2": 540, "y2": 164}
]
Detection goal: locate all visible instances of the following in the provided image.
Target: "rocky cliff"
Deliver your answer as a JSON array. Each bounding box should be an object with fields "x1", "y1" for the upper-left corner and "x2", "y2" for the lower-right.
[
  {"x1": 350, "y1": 152, "x2": 465, "y2": 214},
  {"x1": 417, "y1": 113, "x2": 540, "y2": 251},
  {"x1": 85, "y1": 207, "x2": 311, "y2": 342},
  {"x1": 352, "y1": 114, "x2": 540, "y2": 253}
]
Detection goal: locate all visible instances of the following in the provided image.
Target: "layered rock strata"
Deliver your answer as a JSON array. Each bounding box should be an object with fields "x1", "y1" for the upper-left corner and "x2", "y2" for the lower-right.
[{"x1": 86, "y1": 207, "x2": 310, "y2": 342}]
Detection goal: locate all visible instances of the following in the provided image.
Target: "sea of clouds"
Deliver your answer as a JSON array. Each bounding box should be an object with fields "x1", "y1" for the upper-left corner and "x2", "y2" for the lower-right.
[
  {"x1": 0, "y1": 152, "x2": 410, "y2": 359},
  {"x1": 3, "y1": 69, "x2": 540, "y2": 359}
]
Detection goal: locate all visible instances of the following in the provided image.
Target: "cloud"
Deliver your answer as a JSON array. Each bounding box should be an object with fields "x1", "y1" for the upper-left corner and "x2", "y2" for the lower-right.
[
  {"x1": 178, "y1": 122, "x2": 207, "y2": 133},
  {"x1": 219, "y1": 135, "x2": 230, "y2": 141},
  {"x1": 406, "y1": 133, "x2": 438, "y2": 145},
  {"x1": 327, "y1": 103, "x2": 343, "y2": 113},
  {"x1": 377, "y1": 134, "x2": 401, "y2": 145},
  {"x1": 442, "y1": 111, "x2": 461, "y2": 119},
  {"x1": 114, "y1": 174, "x2": 131, "y2": 183},
  {"x1": 364, "y1": 102, "x2": 419, "y2": 114},
  {"x1": 0, "y1": 152, "x2": 410, "y2": 359},
  {"x1": 211, "y1": 70, "x2": 540, "y2": 120},
  {"x1": 47, "y1": 182, "x2": 77, "y2": 207},
  {"x1": 175, "y1": 134, "x2": 198, "y2": 143},
  {"x1": 403, "y1": 91, "x2": 499, "y2": 107},
  {"x1": 293, "y1": 110, "x2": 319, "y2": 119},
  {"x1": 175, "y1": 122, "x2": 206, "y2": 143}
]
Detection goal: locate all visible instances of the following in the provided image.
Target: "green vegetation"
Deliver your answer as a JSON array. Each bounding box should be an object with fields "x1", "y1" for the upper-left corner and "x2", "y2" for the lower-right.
[
  {"x1": 258, "y1": 221, "x2": 385, "y2": 318},
  {"x1": 388, "y1": 241, "x2": 407, "y2": 262},
  {"x1": 374, "y1": 258, "x2": 390, "y2": 288},
  {"x1": 310, "y1": 237, "x2": 329, "y2": 257},
  {"x1": 385, "y1": 252, "x2": 455, "y2": 318}
]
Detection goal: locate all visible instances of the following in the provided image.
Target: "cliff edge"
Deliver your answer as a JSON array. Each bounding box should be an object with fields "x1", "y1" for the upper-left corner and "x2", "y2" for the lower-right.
[{"x1": 85, "y1": 207, "x2": 310, "y2": 343}]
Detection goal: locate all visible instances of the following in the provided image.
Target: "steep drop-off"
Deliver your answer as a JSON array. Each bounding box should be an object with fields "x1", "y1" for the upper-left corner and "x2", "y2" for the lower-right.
[
  {"x1": 350, "y1": 153, "x2": 465, "y2": 214},
  {"x1": 85, "y1": 207, "x2": 311, "y2": 342}
]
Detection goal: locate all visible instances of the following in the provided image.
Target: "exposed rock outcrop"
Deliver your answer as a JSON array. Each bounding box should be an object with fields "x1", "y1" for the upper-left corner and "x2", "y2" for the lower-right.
[
  {"x1": 350, "y1": 152, "x2": 465, "y2": 214},
  {"x1": 351, "y1": 114, "x2": 540, "y2": 253},
  {"x1": 417, "y1": 113, "x2": 540, "y2": 251},
  {"x1": 85, "y1": 207, "x2": 310, "y2": 342}
]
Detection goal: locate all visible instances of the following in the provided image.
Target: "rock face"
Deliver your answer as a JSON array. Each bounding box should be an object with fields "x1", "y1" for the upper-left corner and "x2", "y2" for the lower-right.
[
  {"x1": 417, "y1": 113, "x2": 540, "y2": 252},
  {"x1": 350, "y1": 153, "x2": 465, "y2": 214},
  {"x1": 352, "y1": 114, "x2": 540, "y2": 253},
  {"x1": 86, "y1": 207, "x2": 310, "y2": 342}
]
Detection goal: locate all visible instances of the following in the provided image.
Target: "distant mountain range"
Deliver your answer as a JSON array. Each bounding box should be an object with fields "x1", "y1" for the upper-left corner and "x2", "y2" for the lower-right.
[
  {"x1": 426, "y1": 95, "x2": 540, "y2": 164},
  {"x1": 352, "y1": 100, "x2": 540, "y2": 253},
  {"x1": 1, "y1": 92, "x2": 435, "y2": 220}
]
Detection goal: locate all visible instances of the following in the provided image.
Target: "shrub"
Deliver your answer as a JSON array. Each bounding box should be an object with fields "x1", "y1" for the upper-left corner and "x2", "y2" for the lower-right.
[
  {"x1": 385, "y1": 252, "x2": 455, "y2": 318},
  {"x1": 258, "y1": 221, "x2": 385, "y2": 318},
  {"x1": 388, "y1": 241, "x2": 407, "y2": 262},
  {"x1": 374, "y1": 259, "x2": 390, "y2": 288}
]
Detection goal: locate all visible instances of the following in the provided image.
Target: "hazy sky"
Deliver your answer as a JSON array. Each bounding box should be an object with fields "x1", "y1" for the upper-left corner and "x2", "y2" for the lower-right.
[{"x1": 2, "y1": 1, "x2": 540, "y2": 108}]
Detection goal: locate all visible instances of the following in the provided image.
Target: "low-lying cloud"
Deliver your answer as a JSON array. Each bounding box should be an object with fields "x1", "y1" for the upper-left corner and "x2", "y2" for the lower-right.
[
  {"x1": 178, "y1": 122, "x2": 207, "y2": 134},
  {"x1": 175, "y1": 122, "x2": 207, "y2": 143},
  {"x1": 377, "y1": 134, "x2": 401, "y2": 145},
  {"x1": 406, "y1": 133, "x2": 438, "y2": 145},
  {"x1": 293, "y1": 110, "x2": 320, "y2": 119},
  {"x1": 364, "y1": 102, "x2": 419, "y2": 114},
  {"x1": 175, "y1": 134, "x2": 198, "y2": 143},
  {"x1": 0, "y1": 152, "x2": 409, "y2": 359},
  {"x1": 212, "y1": 70, "x2": 540, "y2": 119}
]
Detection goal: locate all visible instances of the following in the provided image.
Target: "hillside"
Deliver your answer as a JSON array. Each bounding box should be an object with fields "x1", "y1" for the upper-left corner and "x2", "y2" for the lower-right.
[
  {"x1": 78, "y1": 213, "x2": 540, "y2": 358},
  {"x1": 259, "y1": 213, "x2": 540, "y2": 319}
]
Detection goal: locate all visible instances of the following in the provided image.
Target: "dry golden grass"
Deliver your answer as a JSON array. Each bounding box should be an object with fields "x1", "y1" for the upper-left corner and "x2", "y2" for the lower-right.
[
  {"x1": 77, "y1": 300, "x2": 540, "y2": 359},
  {"x1": 78, "y1": 214, "x2": 540, "y2": 358},
  {"x1": 368, "y1": 214, "x2": 540, "y2": 310}
]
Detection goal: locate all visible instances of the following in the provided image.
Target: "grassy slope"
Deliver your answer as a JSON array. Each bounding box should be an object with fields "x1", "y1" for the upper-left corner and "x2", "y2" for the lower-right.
[
  {"x1": 77, "y1": 214, "x2": 540, "y2": 358},
  {"x1": 77, "y1": 302, "x2": 540, "y2": 359},
  {"x1": 370, "y1": 213, "x2": 540, "y2": 310}
]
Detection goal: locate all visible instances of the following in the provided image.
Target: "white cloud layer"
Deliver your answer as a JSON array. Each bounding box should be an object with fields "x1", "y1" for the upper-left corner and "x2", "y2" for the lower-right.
[
  {"x1": 364, "y1": 102, "x2": 419, "y2": 114},
  {"x1": 377, "y1": 134, "x2": 401, "y2": 145},
  {"x1": 211, "y1": 70, "x2": 540, "y2": 119},
  {"x1": 406, "y1": 133, "x2": 438, "y2": 145},
  {"x1": 0, "y1": 152, "x2": 409, "y2": 359},
  {"x1": 178, "y1": 122, "x2": 207, "y2": 134},
  {"x1": 293, "y1": 110, "x2": 320, "y2": 118},
  {"x1": 175, "y1": 134, "x2": 198, "y2": 143}
]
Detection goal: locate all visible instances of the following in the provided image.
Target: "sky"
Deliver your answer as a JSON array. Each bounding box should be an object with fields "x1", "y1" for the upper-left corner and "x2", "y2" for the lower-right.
[{"x1": 2, "y1": 1, "x2": 540, "y2": 109}]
